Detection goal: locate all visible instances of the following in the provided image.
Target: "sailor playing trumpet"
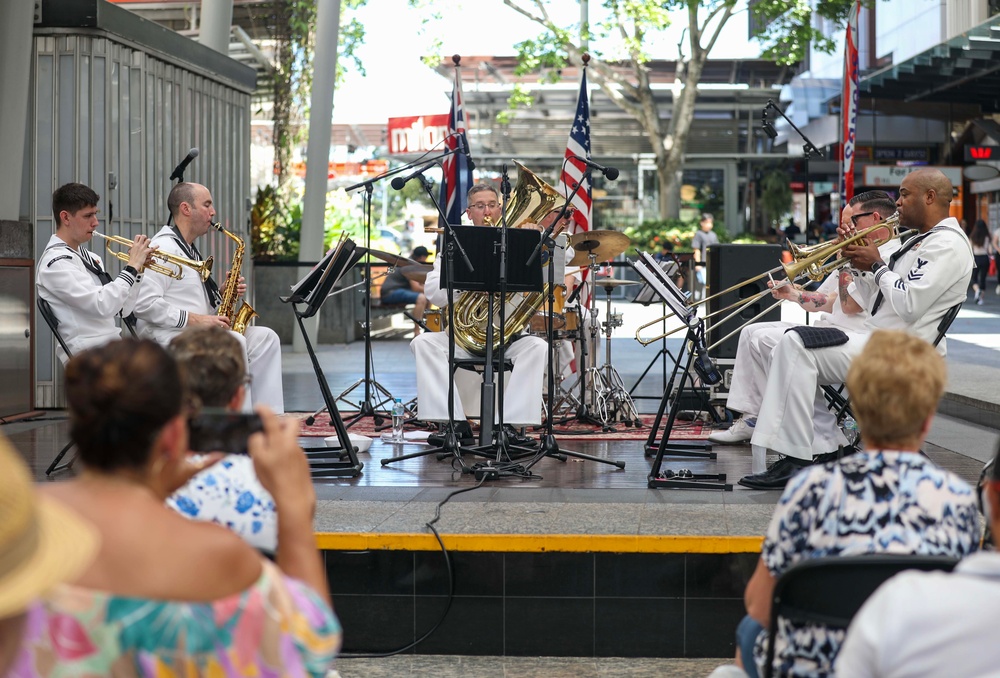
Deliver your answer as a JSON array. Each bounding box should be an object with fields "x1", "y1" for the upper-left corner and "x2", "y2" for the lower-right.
[{"x1": 36, "y1": 182, "x2": 157, "y2": 362}]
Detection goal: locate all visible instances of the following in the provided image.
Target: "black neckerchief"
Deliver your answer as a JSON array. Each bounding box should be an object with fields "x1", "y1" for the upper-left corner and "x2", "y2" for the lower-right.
[
  {"x1": 169, "y1": 225, "x2": 221, "y2": 307},
  {"x1": 870, "y1": 227, "x2": 939, "y2": 316}
]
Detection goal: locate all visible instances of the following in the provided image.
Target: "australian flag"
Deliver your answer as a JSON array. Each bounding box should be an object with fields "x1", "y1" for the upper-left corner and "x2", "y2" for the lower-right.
[{"x1": 439, "y1": 66, "x2": 475, "y2": 229}]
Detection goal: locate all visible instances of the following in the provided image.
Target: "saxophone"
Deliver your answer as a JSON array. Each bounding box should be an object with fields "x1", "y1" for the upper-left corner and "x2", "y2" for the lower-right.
[{"x1": 213, "y1": 222, "x2": 259, "y2": 335}]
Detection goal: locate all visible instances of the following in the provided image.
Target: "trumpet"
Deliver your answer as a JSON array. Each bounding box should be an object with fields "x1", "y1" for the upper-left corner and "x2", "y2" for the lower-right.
[
  {"x1": 92, "y1": 232, "x2": 214, "y2": 282},
  {"x1": 634, "y1": 213, "x2": 910, "y2": 347}
]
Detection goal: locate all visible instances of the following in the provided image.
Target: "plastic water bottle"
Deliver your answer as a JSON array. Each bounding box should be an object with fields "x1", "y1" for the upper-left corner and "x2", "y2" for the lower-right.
[
  {"x1": 842, "y1": 416, "x2": 859, "y2": 444},
  {"x1": 391, "y1": 399, "x2": 405, "y2": 443}
]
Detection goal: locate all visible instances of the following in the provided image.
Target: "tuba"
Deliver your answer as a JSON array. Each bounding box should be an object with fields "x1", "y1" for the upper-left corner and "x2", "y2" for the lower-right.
[
  {"x1": 451, "y1": 161, "x2": 564, "y2": 356},
  {"x1": 213, "y1": 222, "x2": 259, "y2": 335}
]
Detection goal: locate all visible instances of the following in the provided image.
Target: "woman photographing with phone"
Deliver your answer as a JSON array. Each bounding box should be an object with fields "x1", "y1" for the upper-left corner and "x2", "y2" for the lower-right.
[{"x1": 16, "y1": 339, "x2": 340, "y2": 677}]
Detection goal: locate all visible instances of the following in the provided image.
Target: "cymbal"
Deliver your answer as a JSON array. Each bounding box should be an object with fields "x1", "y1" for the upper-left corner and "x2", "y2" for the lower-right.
[
  {"x1": 567, "y1": 230, "x2": 631, "y2": 266},
  {"x1": 594, "y1": 278, "x2": 640, "y2": 289},
  {"x1": 399, "y1": 263, "x2": 433, "y2": 282},
  {"x1": 364, "y1": 248, "x2": 418, "y2": 267}
]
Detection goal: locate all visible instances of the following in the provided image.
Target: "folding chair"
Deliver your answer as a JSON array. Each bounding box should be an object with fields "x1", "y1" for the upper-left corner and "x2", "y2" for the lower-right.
[
  {"x1": 37, "y1": 298, "x2": 77, "y2": 475},
  {"x1": 822, "y1": 301, "x2": 964, "y2": 447},
  {"x1": 762, "y1": 553, "x2": 959, "y2": 678}
]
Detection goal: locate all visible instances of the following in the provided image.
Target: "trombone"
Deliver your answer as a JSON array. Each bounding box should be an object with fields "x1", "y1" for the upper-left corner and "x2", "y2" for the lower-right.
[
  {"x1": 635, "y1": 213, "x2": 909, "y2": 347},
  {"x1": 92, "y1": 232, "x2": 214, "y2": 282}
]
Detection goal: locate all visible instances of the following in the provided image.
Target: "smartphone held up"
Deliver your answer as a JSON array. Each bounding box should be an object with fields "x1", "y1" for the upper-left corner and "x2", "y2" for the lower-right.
[{"x1": 188, "y1": 408, "x2": 264, "y2": 455}]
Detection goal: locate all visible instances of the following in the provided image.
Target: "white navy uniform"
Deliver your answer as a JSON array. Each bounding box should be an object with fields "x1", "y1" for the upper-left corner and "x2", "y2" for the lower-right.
[
  {"x1": 411, "y1": 253, "x2": 548, "y2": 427},
  {"x1": 134, "y1": 225, "x2": 284, "y2": 413},
  {"x1": 751, "y1": 217, "x2": 973, "y2": 461},
  {"x1": 36, "y1": 234, "x2": 142, "y2": 363},
  {"x1": 726, "y1": 240, "x2": 900, "y2": 456}
]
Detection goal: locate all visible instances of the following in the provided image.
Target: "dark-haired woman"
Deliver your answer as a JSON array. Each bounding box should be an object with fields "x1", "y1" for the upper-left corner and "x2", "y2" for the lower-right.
[
  {"x1": 16, "y1": 339, "x2": 340, "y2": 677},
  {"x1": 970, "y1": 219, "x2": 993, "y2": 304}
]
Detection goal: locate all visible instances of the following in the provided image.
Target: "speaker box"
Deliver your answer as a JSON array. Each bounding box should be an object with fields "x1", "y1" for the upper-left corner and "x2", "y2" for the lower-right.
[{"x1": 706, "y1": 244, "x2": 783, "y2": 359}]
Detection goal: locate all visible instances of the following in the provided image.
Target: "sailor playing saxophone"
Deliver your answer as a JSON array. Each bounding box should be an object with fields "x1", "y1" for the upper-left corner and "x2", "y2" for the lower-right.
[{"x1": 134, "y1": 182, "x2": 284, "y2": 413}]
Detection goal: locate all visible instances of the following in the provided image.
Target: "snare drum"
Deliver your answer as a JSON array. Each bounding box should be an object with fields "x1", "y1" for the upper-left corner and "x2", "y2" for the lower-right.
[
  {"x1": 424, "y1": 309, "x2": 442, "y2": 333},
  {"x1": 529, "y1": 311, "x2": 566, "y2": 334}
]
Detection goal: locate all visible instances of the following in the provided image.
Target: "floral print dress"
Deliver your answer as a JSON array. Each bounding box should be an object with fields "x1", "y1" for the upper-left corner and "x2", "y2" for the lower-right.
[{"x1": 11, "y1": 560, "x2": 341, "y2": 678}]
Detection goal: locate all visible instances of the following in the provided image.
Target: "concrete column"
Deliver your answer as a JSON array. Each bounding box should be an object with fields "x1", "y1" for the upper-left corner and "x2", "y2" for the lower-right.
[
  {"x1": 0, "y1": 2, "x2": 35, "y2": 220},
  {"x1": 294, "y1": 0, "x2": 341, "y2": 352},
  {"x1": 199, "y1": 0, "x2": 234, "y2": 54}
]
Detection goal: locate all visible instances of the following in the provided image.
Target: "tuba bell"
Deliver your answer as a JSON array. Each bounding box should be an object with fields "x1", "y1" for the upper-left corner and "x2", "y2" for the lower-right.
[{"x1": 450, "y1": 161, "x2": 565, "y2": 356}]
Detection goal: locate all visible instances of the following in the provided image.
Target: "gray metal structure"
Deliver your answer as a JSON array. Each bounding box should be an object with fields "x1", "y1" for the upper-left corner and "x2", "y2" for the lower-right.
[{"x1": 30, "y1": 0, "x2": 256, "y2": 407}]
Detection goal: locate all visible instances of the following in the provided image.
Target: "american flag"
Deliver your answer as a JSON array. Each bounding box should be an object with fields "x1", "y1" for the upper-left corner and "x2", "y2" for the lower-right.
[
  {"x1": 841, "y1": 0, "x2": 861, "y2": 200},
  {"x1": 558, "y1": 68, "x2": 594, "y2": 306},
  {"x1": 438, "y1": 64, "x2": 475, "y2": 230}
]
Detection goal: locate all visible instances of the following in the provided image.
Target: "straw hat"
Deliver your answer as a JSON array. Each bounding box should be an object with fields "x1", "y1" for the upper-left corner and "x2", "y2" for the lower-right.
[{"x1": 0, "y1": 434, "x2": 98, "y2": 618}]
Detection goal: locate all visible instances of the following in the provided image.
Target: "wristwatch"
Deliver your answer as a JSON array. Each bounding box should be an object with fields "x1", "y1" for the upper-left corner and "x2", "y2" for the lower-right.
[
  {"x1": 870, "y1": 260, "x2": 886, "y2": 274},
  {"x1": 124, "y1": 265, "x2": 139, "y2": 277}
]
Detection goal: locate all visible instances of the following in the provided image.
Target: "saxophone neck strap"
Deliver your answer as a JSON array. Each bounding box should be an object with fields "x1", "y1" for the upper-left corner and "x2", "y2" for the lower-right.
[{"x1": 169, "y1": 225, "x2": 221, "y2": 307}]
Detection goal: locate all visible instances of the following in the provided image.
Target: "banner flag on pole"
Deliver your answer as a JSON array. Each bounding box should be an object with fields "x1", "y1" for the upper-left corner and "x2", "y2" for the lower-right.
[
  {"x1": 841, "y1": 0, "x2": 861, "y2": 201},
  {"x1": 558, "y1": 66, "x2": 594, "y2": 308},
  {"x1": 439, "y1": 59, "x2": 475, "y2": 231}
]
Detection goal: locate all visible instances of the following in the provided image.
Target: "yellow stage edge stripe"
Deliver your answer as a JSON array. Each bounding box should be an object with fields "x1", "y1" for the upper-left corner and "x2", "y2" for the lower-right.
[{"x1": 315, "y1": 532, "x2": 763, "y2": 554}]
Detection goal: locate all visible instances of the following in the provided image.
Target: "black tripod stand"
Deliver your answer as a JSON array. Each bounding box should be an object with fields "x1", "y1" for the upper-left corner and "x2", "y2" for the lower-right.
[{"x1": 334, "y1": 182, "x2": 396, "y2": 427}]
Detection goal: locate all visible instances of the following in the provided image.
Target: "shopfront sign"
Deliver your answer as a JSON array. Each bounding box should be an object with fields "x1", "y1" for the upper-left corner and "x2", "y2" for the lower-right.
[
  {"x1": 387, "y1": 114, "x2": 450, "y2": 154},
  {"x1": 863, "y1": 165, "x2": 962, "y2": 187}
]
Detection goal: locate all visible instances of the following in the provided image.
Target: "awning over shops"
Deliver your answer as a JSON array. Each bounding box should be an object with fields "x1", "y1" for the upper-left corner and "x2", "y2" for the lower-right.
[{"x1": 860, "y1": 13, "x2": 1000, "y2": 112}]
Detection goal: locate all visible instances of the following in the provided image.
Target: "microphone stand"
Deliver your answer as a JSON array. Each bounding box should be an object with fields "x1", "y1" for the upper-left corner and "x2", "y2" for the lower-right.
[
  {"x1": 336, "y1": 148, "x2": 465, "y2": 429},
  {"x1": 765, "y1": 99, "x2": 819, "y2": 246},
  {"x1": 525, "y1": 176, "x2": 625, "y2": 472},
  {"x1": 380, "y1": 173, "x2": 474, "y2": 468}
]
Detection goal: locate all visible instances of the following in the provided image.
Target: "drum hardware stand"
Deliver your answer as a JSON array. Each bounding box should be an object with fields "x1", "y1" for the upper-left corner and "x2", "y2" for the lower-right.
[
  {"x1": 577, "y1": 279, "x2": 642, "y2": 429},
  {"x1": 628, "y1": 301, "x2": 676, "y2": 401}
]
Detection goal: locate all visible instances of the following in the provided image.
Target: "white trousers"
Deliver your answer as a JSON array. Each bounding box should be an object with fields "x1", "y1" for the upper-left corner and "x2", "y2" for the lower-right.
[
  {"x1": 750, "y1": 330, "x2": 868, "y2": 460},
  {"x1": 726, "y1": 321, "x2": 796, "y2": 417},
  {"x1": 411, "y1": 332, "x2": 546, "y2": 426},
  {"x1": 238, "y1": 326, "x2": 285, "y2": 414}
]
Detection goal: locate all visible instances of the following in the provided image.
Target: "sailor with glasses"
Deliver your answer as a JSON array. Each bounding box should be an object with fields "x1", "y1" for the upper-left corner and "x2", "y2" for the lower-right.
[{"x1": 410, "y1": 183, "x2": 548, "y2": 444}]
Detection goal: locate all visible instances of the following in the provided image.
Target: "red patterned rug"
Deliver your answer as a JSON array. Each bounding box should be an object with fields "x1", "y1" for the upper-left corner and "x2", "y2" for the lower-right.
[{"x1": 293, "y1": 412, "x2": 710, "y2": 442}]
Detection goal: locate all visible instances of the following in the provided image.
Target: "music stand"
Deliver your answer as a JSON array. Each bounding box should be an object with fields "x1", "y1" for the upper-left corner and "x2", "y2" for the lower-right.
[
  {"x1": 280, "y1": 235, "x2": 365, "y2": 478},
  {"x1": 450, "y1": 225, "x2": 541, "y2": 458},
  {"x1": 632, "y1": 253, "x2": 730, "y2": 490},
  {"x1": 629, "y1": 260, "x2": 680, "y2": 402}
]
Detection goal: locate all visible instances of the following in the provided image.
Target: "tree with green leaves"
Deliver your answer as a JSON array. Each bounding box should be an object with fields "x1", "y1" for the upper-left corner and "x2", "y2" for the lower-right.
[{"x1": 494, "y1": 0, "x2": 874, "y2": 219}]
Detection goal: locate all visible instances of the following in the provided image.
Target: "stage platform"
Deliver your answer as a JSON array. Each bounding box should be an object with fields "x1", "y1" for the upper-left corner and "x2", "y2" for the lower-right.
[{"x1": 6, "y1": 298, "x2": 1000, "y2": 661}]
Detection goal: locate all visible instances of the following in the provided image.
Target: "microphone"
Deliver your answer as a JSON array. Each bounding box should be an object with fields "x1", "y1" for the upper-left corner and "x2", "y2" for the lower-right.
[
  {"x1": 692, "y1": 326, "x2": 722, "y2": 385},
  {"x1": 169, "y1": 148, "x2": 199, "y2": 181},
  {"x1": 458, "y1": 132, "x2": 476, "y2": 171},
  {"x1": 761, "y1": 108, "x2": 778, "y2": 140},
  {"x1": 391, "y1": 162, "x2": 435, "y2": 190},
  {"x1": 569, "y1": 154, "x2": 619, "y2": 181},
  {"x1": 565, "y1": 280, "x2": 585, "y2": 306}
]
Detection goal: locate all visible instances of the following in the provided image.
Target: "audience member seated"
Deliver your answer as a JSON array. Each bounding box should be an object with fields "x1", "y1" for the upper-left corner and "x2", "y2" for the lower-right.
[
  {"x1": 380, "y1": 245, "x2": 430, "y2": 333},
  {"x1": 714, "y1": 330, "x2": 980, "y2": 678},
  {"x1": 16, "y1": 339, "x2": 341, "y2": 677},
  {"x1": 0, "y1": 434, "x2": 98, "y2": 677},
  {"x1": 167, "y1": 326, "x2": 277, "y2": 551},
  {"x1": 836, "y1": 437, "x2": 1000, "y2": 677}
]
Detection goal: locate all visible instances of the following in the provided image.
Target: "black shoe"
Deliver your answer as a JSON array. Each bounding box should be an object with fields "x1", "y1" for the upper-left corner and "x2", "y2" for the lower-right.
[
  {"x1": 502, "y1": 424, "x2": 537, "y2": 448},
  {"x1": 427, "y1": 421, "x2": 475, "y2": 447},
  {"x1": 738, "y1": 455, "x2": 810, "y2": 490}
]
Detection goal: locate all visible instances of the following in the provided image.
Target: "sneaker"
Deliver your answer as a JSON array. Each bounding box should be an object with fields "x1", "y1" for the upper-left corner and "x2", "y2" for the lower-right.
[
  {"x1": 708, "y1": 417, "x2": 755, "y2": 445},
  {"x1": 978, "y1": 297, "x2": 985, "y2": 305},
  {"x1": 996, "y1": 284, "x2": 1000, "y2": 295}
]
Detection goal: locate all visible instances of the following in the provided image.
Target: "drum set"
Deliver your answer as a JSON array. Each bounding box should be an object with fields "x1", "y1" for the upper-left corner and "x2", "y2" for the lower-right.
[{"x1": 404, "y1": 228, "x2": 641, "y2": 430}]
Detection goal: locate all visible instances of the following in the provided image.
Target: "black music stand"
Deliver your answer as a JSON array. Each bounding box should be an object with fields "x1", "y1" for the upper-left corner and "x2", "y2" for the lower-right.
[
  {"x1": 449, "y1": 225, "x2": 542, "y2": 461},
  {"x1": 632, "y1": 253, "x2": 730, "y2": 490},
  {"x1": 629, "y1": 260, "x2": 680, "y2": 401},
  {"x1": 281, "y1": 237, "x2": 365, "y2": 478}
]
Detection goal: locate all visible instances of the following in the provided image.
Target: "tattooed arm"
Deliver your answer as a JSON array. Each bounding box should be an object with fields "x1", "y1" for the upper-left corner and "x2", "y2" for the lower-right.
[{"x1": 839, "y1": 269, "x2": 864, "y2": 315}]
